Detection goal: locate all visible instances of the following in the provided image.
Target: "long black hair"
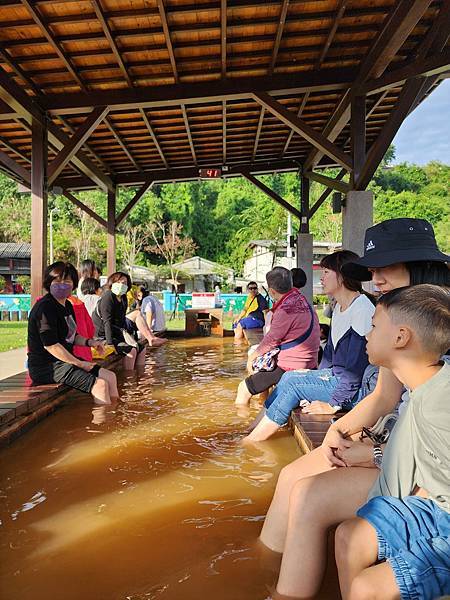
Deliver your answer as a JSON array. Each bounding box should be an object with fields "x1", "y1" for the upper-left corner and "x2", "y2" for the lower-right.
[{"x1": 406, "y1": 261, "x2": 450, "y2": 287}]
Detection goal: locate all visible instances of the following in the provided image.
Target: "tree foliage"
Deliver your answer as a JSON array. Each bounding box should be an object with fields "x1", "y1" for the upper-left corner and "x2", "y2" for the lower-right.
[{"x1": 0, "y1": 148, "x2": 448, "y2": 276}]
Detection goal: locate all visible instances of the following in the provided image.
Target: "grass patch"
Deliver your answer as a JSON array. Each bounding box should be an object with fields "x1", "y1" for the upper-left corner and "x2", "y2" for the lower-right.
[{"x1": 0, "y1": 321, "x2": 28, "y2": 352}]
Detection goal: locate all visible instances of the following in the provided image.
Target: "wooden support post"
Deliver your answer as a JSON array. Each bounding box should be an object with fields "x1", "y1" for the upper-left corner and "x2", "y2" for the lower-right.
[
  {"x1": 298, "y1": 174, "x2": 313, "y2": 303},
  {"x1": 107, "y1": 188, "x2": 116, "y2": 275},
  {"x1": 351, "y1": 94, "x2": 366, "y2": 187},
  {"x1": 31, "y1": 117, "x2": 48, "y2": 302}
]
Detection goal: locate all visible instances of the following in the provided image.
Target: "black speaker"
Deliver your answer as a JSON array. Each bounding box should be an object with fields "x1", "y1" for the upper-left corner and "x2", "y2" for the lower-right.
[{"x1": 332, "y1": 192, "x2": 342, "y2": 214}]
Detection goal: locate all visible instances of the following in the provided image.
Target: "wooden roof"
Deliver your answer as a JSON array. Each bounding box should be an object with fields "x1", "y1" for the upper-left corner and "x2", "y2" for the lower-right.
[{"x1": 0, "y1": 0, "x2": 448, "y2": 190}]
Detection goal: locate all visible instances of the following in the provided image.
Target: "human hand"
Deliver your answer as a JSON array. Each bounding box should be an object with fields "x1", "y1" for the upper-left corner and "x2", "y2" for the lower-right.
[
  {"x1": 89, "y1": 339, "x2": 107, "y2": 355},
  {"x1": 321, "y1": 427, "x2": 353, "y2": 467},
  {"x1": 335, "y1": 440, "x2": 374, "y2": 468},
  {"x1": 302, "y1": 401, "x2": 339, "y2": 415}
]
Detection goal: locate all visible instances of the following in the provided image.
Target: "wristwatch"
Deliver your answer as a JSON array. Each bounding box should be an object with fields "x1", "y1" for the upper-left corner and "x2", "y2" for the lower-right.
[
  {"x1": 373, "y1": 445, "x2": 383, "y2": 469},
  {"x1": 84, "y1": 338, "x2": 91, "y2": 347}
]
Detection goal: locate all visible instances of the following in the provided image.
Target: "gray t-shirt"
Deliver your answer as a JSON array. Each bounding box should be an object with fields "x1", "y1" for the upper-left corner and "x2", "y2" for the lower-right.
[
  {"x1": 369, "y1": 362, "x2": 450, "y2": 513},
  {"x1": 141, "y1": 295, "x2": 166, "y2": 332}
]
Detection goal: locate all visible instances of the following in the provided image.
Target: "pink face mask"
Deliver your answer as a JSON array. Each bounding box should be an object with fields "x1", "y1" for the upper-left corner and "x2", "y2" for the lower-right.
[{"x1": 50, "y1": 282, "x2": 73, "y2": 300}]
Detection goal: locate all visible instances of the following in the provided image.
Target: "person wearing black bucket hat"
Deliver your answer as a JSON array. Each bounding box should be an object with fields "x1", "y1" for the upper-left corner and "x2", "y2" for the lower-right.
[
  {"x1": 341, "y1": 218, "x2": 450, "y2": 286},
  {"x1": 257, "y1": 217, "x2": 450, "y2": 600}
]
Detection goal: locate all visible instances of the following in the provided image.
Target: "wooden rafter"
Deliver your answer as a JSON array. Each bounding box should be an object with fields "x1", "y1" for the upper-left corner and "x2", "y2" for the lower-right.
[
  {"x1": 63, "y1": 190, "x2": 108, "y2": 229},
  {"x1": 254, "y1": 91, "x2": 353, "y2": 171},
  {"x1": 48, "y1": 106, "x2": 109, "y2": 184},
  {"x1": 355, "y1": 0, "x2": 450, "y2": 190},
  {"x1": 304, "y1": 0, "x2": 433, "y2": 170},
  {"x1": 57, "y1": 115, "x2": 112, "y2": 174},
  {"x1": 252, "y1": 108, "x2": 265, "y2": 161},
  {"x1": 181, "y1": 104, "x2": 196, "y2": 165},
  {"x1": 139, "y1": 109, "x2": 169, "y2": 169},
  {"x1": 268, "y1": 0, "x2": 290, "y2": 76},
  {"x1": 358, "y1": 49, "x2": 450, "y2": 96},
  {"x1": 304, "y1": 170, "x2": 350, "y2": 194},
  {"x1": 221, "y1": 0, "x2": 227, "y2": 78},
  {"x1": 280, "y1": 92, "x2": 309, "y2": 157},
  {"x1": 157, "y1": 0, "x2": 179, "y2": 84},
  {"x1": 0, "y1": 147, "x2": 30, "y2": 184},
  {"x1": 350, "y1": 94, "x2": 366, "y2": 186},
  {"x1": 104, "y1": 118, "x2": 142, "y2": 172},
  {"x1": 308, "y1": 169, "x2": 347, "y2": 217},
  {"x1": 241, "y1": 170, "x2": 302, "y2": 220},
  {"x1": 315, "y1": 0, "x2": 347, "y2": 68},
  {"x1": 116, "y1": 180, "x2": 155, "y2": 227},
  {"x1": 91, "y1": 0, "x2": 133, "y2": 88},
  {"x1": 222, "y1": 100, "x2": 227, "y2": 165}
]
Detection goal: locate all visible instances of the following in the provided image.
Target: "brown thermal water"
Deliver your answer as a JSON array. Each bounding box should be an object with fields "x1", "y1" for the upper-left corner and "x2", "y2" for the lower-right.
[{"x1": 0, "y1": 338, "x2": 300, "y2": 600}]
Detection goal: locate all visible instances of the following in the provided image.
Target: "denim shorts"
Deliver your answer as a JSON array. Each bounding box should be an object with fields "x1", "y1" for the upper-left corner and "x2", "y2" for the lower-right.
[
  {"x1": 233, "y1": 316, "x2": 264, "y2": 329},
  {"x1": 357, "y1": 496, "x2": 450, "y2": 600}
]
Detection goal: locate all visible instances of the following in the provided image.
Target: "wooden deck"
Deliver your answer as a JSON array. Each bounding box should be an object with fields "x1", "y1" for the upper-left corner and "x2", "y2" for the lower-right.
[
  {"x1": 290, "y1": 408, "x2": 343, "y2": 454},
  {"x1": 0, "y1": 353, "x2": 122, "y2": 447}
]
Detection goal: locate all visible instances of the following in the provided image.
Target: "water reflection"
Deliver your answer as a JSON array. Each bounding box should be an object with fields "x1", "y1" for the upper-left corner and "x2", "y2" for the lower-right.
[{"x1": 0, "y1": 338, "x2": 299, "y2": 600}]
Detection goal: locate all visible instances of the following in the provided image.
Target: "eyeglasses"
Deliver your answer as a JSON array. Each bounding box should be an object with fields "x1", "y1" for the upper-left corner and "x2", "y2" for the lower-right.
[{"x1": 248, "y1": 286, "x2": 258, "y2": 290}]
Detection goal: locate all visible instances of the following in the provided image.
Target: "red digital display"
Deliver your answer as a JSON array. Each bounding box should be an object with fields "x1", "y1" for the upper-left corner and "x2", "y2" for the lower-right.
[{"x1": 199, "y1": 168, "x2": 222, "y2": 178}]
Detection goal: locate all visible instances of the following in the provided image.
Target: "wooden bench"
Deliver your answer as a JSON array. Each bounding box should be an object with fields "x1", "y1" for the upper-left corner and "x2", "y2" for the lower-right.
[
  {"x1": 0, "y1": 352, "x2": 122, "y2": 447},
  {"x1": 289, "y1": 408, "x2": 344, "y2": 454},
  {"x1": 243, "y1": 327, "x2": 264, "y2": 346}
]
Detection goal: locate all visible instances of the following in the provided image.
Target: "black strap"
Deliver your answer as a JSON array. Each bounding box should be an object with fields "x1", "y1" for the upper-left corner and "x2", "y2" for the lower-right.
[{"x1": 279, "y1": 302, "x2": 315, "y2": 350}]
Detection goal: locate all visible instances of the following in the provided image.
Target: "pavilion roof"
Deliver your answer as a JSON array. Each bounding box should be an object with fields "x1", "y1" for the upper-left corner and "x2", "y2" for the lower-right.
[{"x1": 0, "y1": 0, "x2": 448, "y2": 190}]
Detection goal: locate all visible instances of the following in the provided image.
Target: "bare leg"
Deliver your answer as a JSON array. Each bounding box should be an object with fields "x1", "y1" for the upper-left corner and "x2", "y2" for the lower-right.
[
  {"x1": 235, "y1": 379, "x2": 252, "y2": 405},
  {"x1": 130, "y1": 311, "x2": 166, "y2": 346},
  {"x1": 276, "y1": 467, "x2": 379, "y2": 598},
  {"x1": 136, "y1": 347, "x2": 146, "y2": 366},
  {"x1": 242, "y1": 414, "x2": 280, "y2": 442},
  {"x1": 350, "y1": 563, "x2": 400, "y2": 600},
  {"x1": 234, "y1": 323, "x2": 244, "y2": 342},
  {"x1": 98, "y1": 368, "x2": 119, "y2": 399},
  {"x1": 260, "y1": 446, "x2": 333, "y2": 552},
  {"x1": 91, "y1": 377, "x2": 110, "y2": 405},
  {"x1": 335, "y1": 518, "x2": 379, "y2": 600},
  {"x1": 123, "y1": 347, "x2": 137, "y2": 370}
]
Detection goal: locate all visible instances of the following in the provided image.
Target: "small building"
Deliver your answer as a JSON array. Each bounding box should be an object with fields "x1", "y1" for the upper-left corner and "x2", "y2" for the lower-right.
[
  {"x1": 173, "y1": 256, "x2": 234, "y2": 292},
  {"x1": 0, "y1": 242, "x2": 31, "y2": 284},
  {"x1": 244, "y1": 240, "x2": 341, "y2": 294}
]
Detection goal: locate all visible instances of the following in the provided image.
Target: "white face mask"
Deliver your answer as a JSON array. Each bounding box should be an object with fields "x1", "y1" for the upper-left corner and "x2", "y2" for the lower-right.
[{"x1": 111, "y1": 282, "x2": 128, "y2": 296}]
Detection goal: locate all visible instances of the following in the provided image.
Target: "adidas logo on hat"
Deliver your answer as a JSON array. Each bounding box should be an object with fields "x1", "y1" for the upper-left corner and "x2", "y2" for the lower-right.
[{"x1": 366, "y1": 240, "x2": 375, "y2": 251}]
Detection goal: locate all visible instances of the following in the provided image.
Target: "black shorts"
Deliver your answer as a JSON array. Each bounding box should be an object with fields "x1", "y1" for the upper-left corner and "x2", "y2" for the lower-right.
[
  {"x1": 245, "y1": 366, "x2": 285, "y2": 396},
  {"x1": 29, "y1": 360, "x2": 101, "y2": 394}
]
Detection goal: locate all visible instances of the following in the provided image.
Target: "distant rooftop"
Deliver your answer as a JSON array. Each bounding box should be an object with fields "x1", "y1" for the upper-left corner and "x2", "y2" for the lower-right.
[{"x1": 0, "y1": 243, "x2": 31, "y2": 260}]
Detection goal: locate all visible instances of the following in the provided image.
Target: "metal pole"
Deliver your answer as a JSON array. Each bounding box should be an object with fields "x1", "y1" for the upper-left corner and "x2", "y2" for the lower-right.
[{"x1": 49, "y1": 207, "x2": 56, "y2": 264}]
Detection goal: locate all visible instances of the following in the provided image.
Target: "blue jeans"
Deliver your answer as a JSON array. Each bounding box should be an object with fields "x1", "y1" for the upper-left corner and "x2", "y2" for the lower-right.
[
  {"x1": 264, "y1": 368, "x2": 340, "y2": 426},
  {"x1": 358, "y1": 496, "x2": 450, "y2": 600}
]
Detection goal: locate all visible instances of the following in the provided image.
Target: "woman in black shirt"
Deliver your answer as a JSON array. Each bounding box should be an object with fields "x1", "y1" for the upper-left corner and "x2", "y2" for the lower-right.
[
  {"x1": 92, "y1": 272, "x2": 147, "y2": 370},
  {"x1": 28, "y1": 262, "x2": 118, "y2": 404}
]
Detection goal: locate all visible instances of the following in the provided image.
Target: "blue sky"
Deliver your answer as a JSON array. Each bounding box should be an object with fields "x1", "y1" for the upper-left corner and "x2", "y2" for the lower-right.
[{"x1": 392, "y1": 78, "x2": 450, "y2": 165}]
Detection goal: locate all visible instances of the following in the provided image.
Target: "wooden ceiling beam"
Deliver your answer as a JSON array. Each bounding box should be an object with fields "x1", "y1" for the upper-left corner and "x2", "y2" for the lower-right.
[
  {"x1": 304, "y1": 0, "x2": 433, "y2": 170},
  {"x1": 139, "y1": 108, "x2": 169, "y2": 169},
  {"x1": 240, "y1": 169, "x2": 302, "y2": 219},
  {"x1": 221, "y1": 0, "x2": 227, "y2": 78},
  {"x1": 268, "y1": 0, "x2": 290, "y2": 76},
  {"x1": 0, "y1": 147, "x2": 30, "y2": 184},
  {"x1": 303, "y1": 170, "x2": 350, "y2": 193},
  {"x1": 42, "y1": 68, "x2": 354, "y2": 114},
  {"x1": 157, "y1": 0, "x2": 179, "y2": 84},
  {"x1": 91, "y1": 0, "x2": 133, "y2": 88},
  {"x1": 222, "y1": 100, "x2": 227, "y2": 165},
  {"x1": 280, "y1": 92, "x2": 309, "y2": 157},
  {"x1": 116, "y1": 180, "x2": 155, "y2": 227},
  {"x1": 103, "y1": 118, "x2": 142, "y2": 171},
  {"x1": 181, "y1": 104, "x2": 197, "y2": 165},
  {"x1": 308, "y1": 169, "x2": 346, "y2": 217},
  {"x1": 63, "y1": 190, "x2": 108, "y2": 229},
  {"x1": 48, "y1": 106, "x2": 109, "y2": 184},
  {"x1": 254, "y1": 91, "x2": 353, "y2": 171},
  {"x1": 359, "y1": 48, "x2": 450, "y2": 96},
  {"x1": 252, "y1": 107, "x2": 265, "y2": 161}
]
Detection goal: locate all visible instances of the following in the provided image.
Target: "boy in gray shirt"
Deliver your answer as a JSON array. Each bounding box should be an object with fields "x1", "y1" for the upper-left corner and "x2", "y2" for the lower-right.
[{"x1": 334, "y1": 285, "x2": 450, "y2": 600}]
